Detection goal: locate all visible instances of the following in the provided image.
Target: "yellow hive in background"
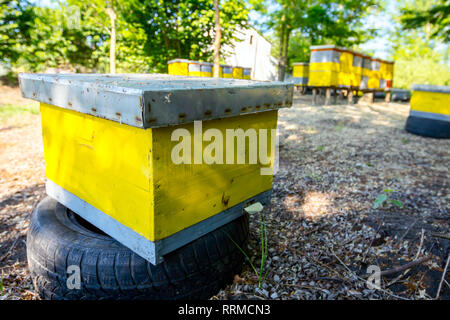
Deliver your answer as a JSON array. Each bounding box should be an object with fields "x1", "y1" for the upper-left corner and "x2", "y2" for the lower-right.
[
  {"x1": 308, "y1": 46, "x2": 394, "y2": 91},
  {"x1": 293, "y1": 63, "x2": 309, "y2": 78},
  {"x1": 168, "y1": 59, "x2": 190, "y2": 76},
  {"x1": 243, "y1": 67, "x2": 251, "y2": 80},
  {"x1": 232, "y1": 66, "x2": 243, "y2": 79},
  {"x1": 309, "y1": 70, "x2": 339, "y2": 87},
  {"x1": 352, "y1": 53, "x2": 364, "y2": 75},
  {"x1": 222, "y1": 65, "x2": 233, "y2": 78},
  {"x1": 292, "y1": 62, "x2": 309, "y2": 87},
  {"x1": 188, "y1": 61, "x2": 202, "y2": 77},
  {"x1": 339, "y1": 51, "x2": 353, "y2": 74},
  {"x1": 309, "y1": 62, "x2": 340, "y2": 72},
  {"x1": 168, "y1": 59, "x2": 251, "y2": 80},
  {"x1": 200, "y1": 62, "x2": 213, "y2": 77}
]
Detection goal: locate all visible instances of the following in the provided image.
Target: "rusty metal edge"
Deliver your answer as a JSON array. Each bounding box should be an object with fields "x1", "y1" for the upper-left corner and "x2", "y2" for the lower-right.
[{"x1": 19, "y1": 73, "x2": 294, "y2": 129}]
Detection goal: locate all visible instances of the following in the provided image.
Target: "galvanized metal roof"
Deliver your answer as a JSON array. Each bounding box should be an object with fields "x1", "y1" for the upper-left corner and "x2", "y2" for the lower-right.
[
  {"x1": 309, "y1": 45, "x2": 394, "y2": 64},
  {"x1": 19, "y1": 73, "x2": 294, "y2": 129},
  {"x1": 411, "y1": 84, "x2": 450, "y2": 94}
]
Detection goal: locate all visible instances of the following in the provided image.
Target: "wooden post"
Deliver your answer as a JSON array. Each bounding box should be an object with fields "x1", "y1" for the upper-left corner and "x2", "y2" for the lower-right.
[
  {"x1": 312, "y1": 88, "x2": 318, "y2": 105},
  {"x1": 369, "y1": 92, "x2": 374, "y2": 103},
  {"x1": 385, "y1": 91, "x2": 391, "y2": 102},
  {"x1": 325, "y1": 88, "x2": 331, "y2": 105},
  {"x1": 347, "y1": 89, "x2": 354, "y2": 105},
  {"x1": 332, "y1": 88, "x2": 337, "y2": 104}
]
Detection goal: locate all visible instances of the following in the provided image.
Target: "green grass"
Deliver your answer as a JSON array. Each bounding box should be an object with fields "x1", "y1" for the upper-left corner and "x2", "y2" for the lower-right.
[{"x1": 0, "y1": 103, "x2": 39, "y2": 123}]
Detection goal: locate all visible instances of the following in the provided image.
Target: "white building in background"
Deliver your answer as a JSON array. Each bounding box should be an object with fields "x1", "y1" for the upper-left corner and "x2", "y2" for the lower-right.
[{"x1": 222, "y1": 26, "x2": 278, "y2": 81}]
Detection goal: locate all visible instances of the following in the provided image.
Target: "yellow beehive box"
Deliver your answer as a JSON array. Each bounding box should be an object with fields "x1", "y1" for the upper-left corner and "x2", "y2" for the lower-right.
[
  {"x1": 232, "y1": 66, "x2": 243, "y2": 79},
  {"x1": 293, "y1": 63, "x2": 309, "y2": 78},
  {"x1": 410, "y1": 85, "x2": 450, "y2": 116},
  {"x1": 406, "y1": 84, "x2": 450, "y2": 138},
  {"x1": 350, "y1": 73, "x2": 362, "y2": 88},
  {"x1": 222, "y1": 65, "x2": 233, "y2": 78},
  {"x1": 292, "y1": 62, "x2": 309, "y2": 86},
  {"x1": 188, "y1": 61, "x2": 202, "y2": 77},
  {"x1": 339, "y1": 51, "x2": 353, "y2": 74},
  {"x1": 19, "y1": 73, "x2": 294, "y2": 264},
  {"x1": 168, "y1": 59, "x2": 190, "y2": 76},
  {"x1": 352, "y1": 53, "x2": 364, "y2": 75},
  {"x1": 362, "y1": 56, "x2": 372, "y2": 77},
  {"x1": 200, "y1": 62, "x2": 213, "y2": 77},
  {"x1": 243, "y1": 67, "x2": 252, "y2": 80},
  {"x1": 309, "y1": 45, "x2": 342, "y2": 86},
  {"x1": 338, "y1": 72, "x2": 352, "y2": 88},
  {"x1": 308, "y1": 70, "x2": 339, "y2": 87},
  {"x1": 368, "y1": 77, "x2": 380, "y2": 89}
]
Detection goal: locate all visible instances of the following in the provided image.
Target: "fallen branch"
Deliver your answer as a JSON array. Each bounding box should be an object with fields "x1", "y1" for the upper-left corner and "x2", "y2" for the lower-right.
[
  {"x1": 388, "y1": 229, "x2": 425, "y2": 286},
  {"x1": 380, "y1": 256, "x2": 431, "y2": 277},
  {"x1": 430, "y1": 232, "x2": 450, "y2": 241},
  {"x1": 435, "y1": 255, "x2": 450, "y2": 300}
]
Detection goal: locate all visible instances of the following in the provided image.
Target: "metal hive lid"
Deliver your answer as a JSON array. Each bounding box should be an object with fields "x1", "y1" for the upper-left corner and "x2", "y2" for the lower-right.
[
  {"x1": 411, "y1": 84, "x2": 450, "y2": 94},
  {"x1": 19, "y1": 73, "x2": 293, "y2": 129}
]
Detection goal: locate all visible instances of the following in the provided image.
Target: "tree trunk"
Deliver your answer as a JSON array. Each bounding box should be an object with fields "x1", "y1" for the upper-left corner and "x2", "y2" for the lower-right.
[
  {"x1": 280, "y1": 29, "x2": 291, "y2": 81},
  {"x1": 106, "y1": 8, "x2": 116, "y2": 74},
  {"x1": 277, "y1": 16, "x2": 286, "y2": 81},
  {"x1": 213, "y1": 0, "x2": 221, "y2": 78}
]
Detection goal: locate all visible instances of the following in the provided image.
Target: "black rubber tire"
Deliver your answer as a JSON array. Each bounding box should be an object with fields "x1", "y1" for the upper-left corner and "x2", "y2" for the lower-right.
[
  {"x1": 405, "y1": 115, "x2": 450, "y2": 139},
  {"x1": 27, "y1": 197, "x2": 249, "y2": 300}
]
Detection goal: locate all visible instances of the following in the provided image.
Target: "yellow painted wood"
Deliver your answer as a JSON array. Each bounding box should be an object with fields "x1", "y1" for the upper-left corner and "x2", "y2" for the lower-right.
[
  {"x1": 309, "y1": 62, "x2": 340, "y2": 72},
  {"x1": 41, "y1": 103, "x2": 277, "y2": 241},
  {"x1": 232, "y1": 67, "x2": 243, "y2": 79},
  {"x1": 40, "y1": 103, "x2": 155, "y2": 240},
  {"x1": 151, "y1": 111, "x2": 277, "y2": 239},
  {"x1": 368, "y1": 77, "x2": 380, "y2": 89},
  {"x1": 293, "y1": 65, "x2": 309, "y2": 78},
  {"x1": 410, "y1": 91, "x2": 450, "y2": 115},
  {"x1": 339, "y1": 52, "x2": 353, "y2": 74},
  {"x1": 188, "y1": 71, "x2": 202, "y2": 77},
  {"x1": 168, "y1": 62, "x2": 189, "y2": 76},
  {"x1": 308, "y1": 70, "x2": 339, "y2": 87},
  {"x1": 338, "y1": 72, "x2": 352, "y2": 87},
  {"x1": 350, "y1": 73, "x2": 361, "y2": 87}
]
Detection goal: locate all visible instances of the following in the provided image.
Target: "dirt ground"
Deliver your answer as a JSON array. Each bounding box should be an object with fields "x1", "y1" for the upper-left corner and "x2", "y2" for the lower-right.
[{"x1": 0, "y1": 87, "x2": 448, "y2": 300}]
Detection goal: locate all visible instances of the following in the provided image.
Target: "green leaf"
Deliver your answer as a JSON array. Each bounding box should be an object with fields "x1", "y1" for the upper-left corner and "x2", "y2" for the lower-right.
[
  {"x1": 373, "y1": 194, "x2": 387, "y2": 209},
  {"x1": 389, "y1": 199, "x2": 404, "y2": 208}
]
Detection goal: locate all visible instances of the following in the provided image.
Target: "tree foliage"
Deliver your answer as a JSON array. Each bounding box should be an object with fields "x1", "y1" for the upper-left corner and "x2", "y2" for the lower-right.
[
  {"x1": 1, "y1": 0, "x2": 249, "y2": 74},
  {"x1": 252, "y1": 0, "x2": 380, "y2": 79},
  {"x1": 400, "y1": 0, "x2": 450, "y2": 42},
  {"x1": 390, "y1": 0, "x2": 450, "y2": 89}
]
